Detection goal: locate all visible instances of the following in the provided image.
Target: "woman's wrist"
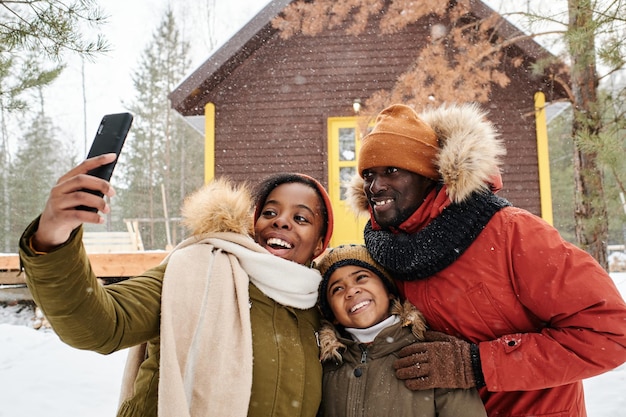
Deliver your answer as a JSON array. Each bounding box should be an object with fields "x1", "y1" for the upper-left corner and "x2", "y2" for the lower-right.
[
  {"x1": 30, "y1": 232, "x2": 69, "y2": 254},
  {"x1": 29, "y1": 235, "x2": 53, "y2": 255}
]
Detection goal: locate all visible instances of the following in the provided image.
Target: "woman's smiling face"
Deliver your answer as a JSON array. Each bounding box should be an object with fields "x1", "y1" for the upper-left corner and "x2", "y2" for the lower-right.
[{"x1": 254, "y1": 182, "x2": 325, "y2": 265}]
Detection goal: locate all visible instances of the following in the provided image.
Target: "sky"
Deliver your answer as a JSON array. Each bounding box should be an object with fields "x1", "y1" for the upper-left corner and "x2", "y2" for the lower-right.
[{"x1": 1, "y1": 270, "x2": 625, "y2": 415}]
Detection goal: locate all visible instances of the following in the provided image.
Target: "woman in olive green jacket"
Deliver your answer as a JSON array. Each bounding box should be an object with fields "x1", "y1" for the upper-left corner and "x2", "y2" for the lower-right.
[{"x1": 19, "y1": 155, "x2": 333, "y2": 417}]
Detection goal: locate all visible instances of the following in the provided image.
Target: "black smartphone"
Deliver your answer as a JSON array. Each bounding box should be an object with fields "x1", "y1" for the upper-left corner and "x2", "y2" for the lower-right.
[{"x1": 77, "y1": 112, "x2": 134, "y2": 211}]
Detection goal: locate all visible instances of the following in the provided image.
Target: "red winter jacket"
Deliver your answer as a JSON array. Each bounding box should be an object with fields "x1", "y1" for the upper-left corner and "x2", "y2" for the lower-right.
[
  {"x1": 394, "y1": 205, "x2": 626, "y2": 416},
  {"x1": 350, "y1": 103, "x2": 626, "y2": 417}
]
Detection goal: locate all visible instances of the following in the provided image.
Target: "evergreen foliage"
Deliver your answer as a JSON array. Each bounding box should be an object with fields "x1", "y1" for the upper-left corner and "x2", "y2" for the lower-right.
[
  {"x1": 118, "y1": 9, "x2": 203, "y2": 250},
  {"x1": 0, "y1": 0, "x2": 107, "y2": 252},
  {"x1": 0, "y1": 0, "x2": 108, "y2": 58},
  {"x1": 6, "y1": 113, "x2": 75, "y2": 252},
  {"x1": 0, "y1": 54, "x2": 65, "y2": 252},
  {"x1": 549, "y1": 94, "x2": 626, "y2": 247}
]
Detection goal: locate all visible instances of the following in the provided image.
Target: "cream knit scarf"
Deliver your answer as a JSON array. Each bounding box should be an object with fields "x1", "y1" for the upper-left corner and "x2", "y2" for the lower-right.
[{"x1": 119, "y1": 231, "x2": 321, "y2": 417}]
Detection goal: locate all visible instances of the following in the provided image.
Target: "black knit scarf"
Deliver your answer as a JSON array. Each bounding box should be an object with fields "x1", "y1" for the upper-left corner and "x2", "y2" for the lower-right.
[{"x1": 364, "y1": 191, "x2": 511, "y2": 281}]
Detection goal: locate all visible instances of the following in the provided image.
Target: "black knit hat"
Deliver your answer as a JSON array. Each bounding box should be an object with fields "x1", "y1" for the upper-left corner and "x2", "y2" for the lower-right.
[{"x1": 315, "y1": 244, "x2": 397, "y2": 321}]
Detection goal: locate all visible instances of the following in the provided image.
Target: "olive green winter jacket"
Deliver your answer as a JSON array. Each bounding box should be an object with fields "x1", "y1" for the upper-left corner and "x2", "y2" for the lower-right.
[{"x1": 19, "y1": 181, "x2": 322, "y2": 417}]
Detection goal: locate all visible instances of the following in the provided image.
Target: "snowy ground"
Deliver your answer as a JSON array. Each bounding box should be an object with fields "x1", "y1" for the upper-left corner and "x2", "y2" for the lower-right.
[{"x1": 1, "y1": 273, "x2": 626, "y2": 416}]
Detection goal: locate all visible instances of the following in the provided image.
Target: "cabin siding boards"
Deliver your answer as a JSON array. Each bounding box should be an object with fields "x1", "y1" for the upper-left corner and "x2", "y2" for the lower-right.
[{"x1": 172, "y1": 2, "x2": 566, "y2": 216}]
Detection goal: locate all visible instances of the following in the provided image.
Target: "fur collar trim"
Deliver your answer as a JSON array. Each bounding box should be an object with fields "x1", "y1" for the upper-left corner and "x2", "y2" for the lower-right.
[
  {"x1": 348, "y1": 103, "x2": 506, "y2": 214},
  {"x1": 180, "y1": 178, "x2": 254, "y2": 237},
  {"x1": 319, "y1": 299, "x2": 427, "y2": 363}
]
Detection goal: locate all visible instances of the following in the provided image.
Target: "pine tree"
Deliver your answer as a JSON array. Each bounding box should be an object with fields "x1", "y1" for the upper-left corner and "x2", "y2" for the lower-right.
[
  {"x1": 0, "y1": 55, "x2": 63, "y2": 251},
  {"x1": 0, "y1": 0, "x2": 108, "y2": 252},
  {"x1": 0, "y1": 0, "x2": 108, "y2": 58},
  {"x1": 119, "y1": 9, "x2": 203, "y2": 250},
  {"x1": 6, "y1": 94, "x2": 75, "y2": 252}
]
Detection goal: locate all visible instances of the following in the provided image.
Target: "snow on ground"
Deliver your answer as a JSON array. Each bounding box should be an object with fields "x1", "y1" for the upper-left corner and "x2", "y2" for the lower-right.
[
  {"x1": 1, "y1": 272, "x2": 626, "y2": 416},
  {"x1": 0, "y1": 321, "x2": 127, "y2": 416}
]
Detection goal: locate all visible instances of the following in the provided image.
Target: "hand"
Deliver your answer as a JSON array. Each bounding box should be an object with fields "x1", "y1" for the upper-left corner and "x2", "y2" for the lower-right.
[
  {"x1": 32, "y1": 154, "x2": 118, "y2": 252},
  {"x1": 393, "y1": 330, "x2": 477, "y2": 390}
]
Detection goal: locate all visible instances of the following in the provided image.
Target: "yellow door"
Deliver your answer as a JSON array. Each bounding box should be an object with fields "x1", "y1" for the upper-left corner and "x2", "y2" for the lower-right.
[{"x1": 327, "y1": 117, "x2": 367, "y2": 247}]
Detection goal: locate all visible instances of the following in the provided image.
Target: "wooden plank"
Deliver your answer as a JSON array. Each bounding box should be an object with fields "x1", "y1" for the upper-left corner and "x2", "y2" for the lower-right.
[
  {"x1": 0, "y1": 271, "x2": 25, "y2": 285},
  {"x1": 89, "y1": 252, "x2": 168, "y2": 277},
  {"x1": 82, "y1": 231, "x2": 144, "y2": 253},
  {"x1": 0, "y1": 254, "x2": 20, "y2": 270},
  {"x1": 0, "y1": 254, "x2": 23, "y2": 287},
  {"x1": 0, "y1": 252, "x2": 168, "y2": 285}
]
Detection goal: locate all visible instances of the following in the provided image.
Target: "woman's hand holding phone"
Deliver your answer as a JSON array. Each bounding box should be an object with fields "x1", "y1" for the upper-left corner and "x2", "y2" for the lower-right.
[
  {"x1": 32, "y1": 112, "x2": 132, "y2": 252},
  {"x1": 32, "y1": 154, "x2": 118, "y2": 253}
]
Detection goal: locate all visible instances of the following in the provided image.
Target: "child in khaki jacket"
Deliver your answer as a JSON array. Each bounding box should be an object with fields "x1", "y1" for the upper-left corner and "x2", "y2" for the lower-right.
[{"x1": 316, "y1": 244, "x2": 486, "y2": 417}]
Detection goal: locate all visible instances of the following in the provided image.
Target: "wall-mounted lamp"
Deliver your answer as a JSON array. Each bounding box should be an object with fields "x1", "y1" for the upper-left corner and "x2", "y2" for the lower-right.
[{"x1": 352, "y1": 99, "x2": 362, "y2": 114}]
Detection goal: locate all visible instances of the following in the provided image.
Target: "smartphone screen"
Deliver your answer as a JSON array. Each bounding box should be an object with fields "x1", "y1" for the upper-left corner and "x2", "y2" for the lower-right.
[{"x1": 77, "y1": 112, "x2": 133, "y2": 211}]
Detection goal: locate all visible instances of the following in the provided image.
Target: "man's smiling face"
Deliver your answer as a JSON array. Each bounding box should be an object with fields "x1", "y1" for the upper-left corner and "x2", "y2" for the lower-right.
[{"x1": 362, "y1": 166, "x2": 435, "y2": 229}]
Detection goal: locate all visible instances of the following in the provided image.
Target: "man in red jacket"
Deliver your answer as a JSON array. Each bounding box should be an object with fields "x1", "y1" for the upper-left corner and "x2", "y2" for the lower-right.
[{"x1": 348, "y1": 103, "x2": 626, "y2": 416}]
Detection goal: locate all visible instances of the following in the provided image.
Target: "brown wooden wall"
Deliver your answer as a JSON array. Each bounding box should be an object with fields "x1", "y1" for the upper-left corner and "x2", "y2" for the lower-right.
[{"x1": 191, "y1": 16, "x2": 556, "y2": 216}]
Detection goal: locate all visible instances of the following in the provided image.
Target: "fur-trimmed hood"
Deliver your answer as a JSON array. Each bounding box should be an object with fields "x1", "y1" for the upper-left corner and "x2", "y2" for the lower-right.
[
  {"x1": 348, "y1": 103, "x2": 506, "y2": 215},
  {"x1": 180, "y1": 178, "x2": 254, "y2": 237},
  {"x1": 319, "y1": 299, "x2": 427, "y2": 363}
]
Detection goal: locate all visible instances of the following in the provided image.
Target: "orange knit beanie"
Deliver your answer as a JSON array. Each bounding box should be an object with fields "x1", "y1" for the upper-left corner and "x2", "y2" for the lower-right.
[{"x1": 358, "y1": 104, "x2": 440, "y2": 180}]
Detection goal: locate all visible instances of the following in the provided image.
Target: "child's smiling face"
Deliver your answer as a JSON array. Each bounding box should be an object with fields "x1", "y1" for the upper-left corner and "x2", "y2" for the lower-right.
[{"x1": 326, "y1": 265, "x2": 393, "y2": 328}]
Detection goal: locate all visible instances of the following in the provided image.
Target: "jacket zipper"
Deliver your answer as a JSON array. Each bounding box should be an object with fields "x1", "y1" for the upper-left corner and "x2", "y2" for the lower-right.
[{"x1": 359, "y1": 344, "x2": 368, "y2": 363}]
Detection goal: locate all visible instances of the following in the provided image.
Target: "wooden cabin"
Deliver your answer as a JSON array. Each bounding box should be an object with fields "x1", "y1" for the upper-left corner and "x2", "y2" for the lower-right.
[{"x1": 169, "y1": 0, "x2": 568, "y2": 247}]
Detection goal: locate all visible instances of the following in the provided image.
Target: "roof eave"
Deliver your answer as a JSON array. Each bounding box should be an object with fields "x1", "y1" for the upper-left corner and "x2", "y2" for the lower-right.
[
  {"x1": 171, "y1": 0, "x2": 569, "y2": 115},
  {"x1": 169, "y1": 0, "x2": 293, "y2": 115}
]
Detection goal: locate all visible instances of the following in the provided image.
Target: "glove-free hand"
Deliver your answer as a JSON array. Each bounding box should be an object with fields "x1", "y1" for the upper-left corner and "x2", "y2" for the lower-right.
[{"x1": 393, "y1": 330, "x2": 477, "y2": 390}]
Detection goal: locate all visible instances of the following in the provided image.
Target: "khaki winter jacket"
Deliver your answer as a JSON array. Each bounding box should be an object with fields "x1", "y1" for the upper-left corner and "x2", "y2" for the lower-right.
[
  {"x1": 19, "y1": 180, "x2": 322, "y2": 417},
  {"x1": 318, "y1": 300, "x2": 486, "y2": 417}
]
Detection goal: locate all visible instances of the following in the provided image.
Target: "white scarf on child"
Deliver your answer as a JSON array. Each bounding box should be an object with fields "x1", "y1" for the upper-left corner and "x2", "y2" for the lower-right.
[{"x1": 345, "y1": 315, "x2": 400, "y2": 343}]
